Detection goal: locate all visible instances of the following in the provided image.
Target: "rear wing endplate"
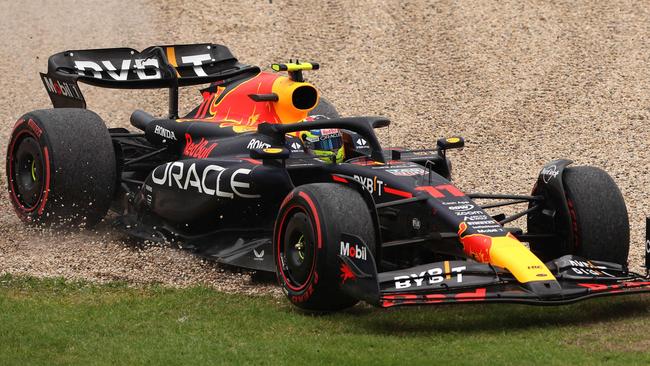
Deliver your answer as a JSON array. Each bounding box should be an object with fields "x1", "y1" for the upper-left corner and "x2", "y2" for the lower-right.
[{"x1": 40, "y1": 43, "x2": 259, "y2": 112}]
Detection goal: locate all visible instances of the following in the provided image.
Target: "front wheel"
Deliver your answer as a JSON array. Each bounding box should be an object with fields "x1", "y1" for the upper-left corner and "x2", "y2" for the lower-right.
[
  {"x1": 563, "y1": 166, "x2": 629, "y2": 264},
  {"x1": 529, "y1": 166, "x2": 629, "y2": 264},
  {"x1": 274, "y1": 183, "x2": 376, "y2": 312}
]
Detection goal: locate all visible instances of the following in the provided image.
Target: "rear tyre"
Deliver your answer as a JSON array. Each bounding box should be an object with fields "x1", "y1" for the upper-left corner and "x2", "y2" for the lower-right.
[
  {"x1": 274, "y1": 183, "x2": 375, "y2": 312},
  {"x1": 310, "y1": 98, "x2": 340, "y2": 118},
  {"x1": 6, "y1": 109, "x2": 116, "y2": 227},
  {"x1": 563, "y1": 166, "x2": 629, "y2": 264}
]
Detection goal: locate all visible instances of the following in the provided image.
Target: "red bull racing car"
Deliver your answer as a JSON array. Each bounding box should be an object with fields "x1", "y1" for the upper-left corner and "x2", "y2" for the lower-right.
[{"x1": 7, "y1": 43, "x2": 650, "y2": 311}]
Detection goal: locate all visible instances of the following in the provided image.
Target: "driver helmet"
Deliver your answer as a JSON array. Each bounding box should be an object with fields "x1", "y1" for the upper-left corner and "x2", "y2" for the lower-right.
[{"x1": 300, "y1": 128, "x2": 345, "y2": 163}]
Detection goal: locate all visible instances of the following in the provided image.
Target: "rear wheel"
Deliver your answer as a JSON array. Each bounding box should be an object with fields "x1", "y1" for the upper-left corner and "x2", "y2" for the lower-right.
[
  {"x1": 310, "y1": 98, "x2": 340, "y2": 118},
  {"x1": 6, "y1": 109, "x2": 116, "y2": 227},
  {"x1": 274, "y1": 183, "x2": 375, "y2": 312}
]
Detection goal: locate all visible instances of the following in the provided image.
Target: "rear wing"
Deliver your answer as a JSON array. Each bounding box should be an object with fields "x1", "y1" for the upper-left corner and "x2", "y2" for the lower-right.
[{"x1": 40, "y1": 43, "x2": 259, "y2": 115}]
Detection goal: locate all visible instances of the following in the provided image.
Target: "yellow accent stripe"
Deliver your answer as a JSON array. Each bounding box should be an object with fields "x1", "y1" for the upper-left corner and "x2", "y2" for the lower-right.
[
  {"x1": 444, "y1": 261, "x2": 451, "y2": 280},
  {"x1": 165, "y1": 47, "x2": 181, "y2": 77}
]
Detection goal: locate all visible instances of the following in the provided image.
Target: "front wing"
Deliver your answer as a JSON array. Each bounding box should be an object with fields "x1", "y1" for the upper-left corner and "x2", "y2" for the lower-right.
[{"x1": 339, "y1": 244, "x2": 650, "y2": 308}]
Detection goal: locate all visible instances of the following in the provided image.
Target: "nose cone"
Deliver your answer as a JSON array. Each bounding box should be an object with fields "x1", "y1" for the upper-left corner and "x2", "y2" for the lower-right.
[
  {"x1": 458, "y1": 222, "x2": 557, "y2": 285},
  {"x1": 488, "y1": 235, "x2": 556, "y2": 284}
]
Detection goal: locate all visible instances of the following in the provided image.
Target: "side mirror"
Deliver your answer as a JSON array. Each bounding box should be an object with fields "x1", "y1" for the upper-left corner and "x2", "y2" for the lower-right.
[{"x1": 437, "y1": 137, "x2": 465, "y2": 150}]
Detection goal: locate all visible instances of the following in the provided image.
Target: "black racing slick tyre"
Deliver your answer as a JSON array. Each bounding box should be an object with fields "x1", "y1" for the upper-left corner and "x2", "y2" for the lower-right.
[
  {"x1": 309, "y1": 98, "x2": 340, "y2": 119},
  {"x1": 562, "y1": 166, "x2": 629, "y2": 264},
  {"x1": 274, "y1": 183, "x2": 376, "y2": 312},
  {"x1": 6, "y1": 109, "x2": 116, "y2": 227}
]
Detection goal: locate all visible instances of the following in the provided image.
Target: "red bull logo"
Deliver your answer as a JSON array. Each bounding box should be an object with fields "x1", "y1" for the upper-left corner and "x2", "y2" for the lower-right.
[
  {"x1": 340, "y1": 262, "x2": 356, "y2": 284},
  {"x1": 183, "y1": 134, "x2": 217, "y2": 159},
  {"x1": 458, "y1": 222, "x2": 492, "y2": 262}
]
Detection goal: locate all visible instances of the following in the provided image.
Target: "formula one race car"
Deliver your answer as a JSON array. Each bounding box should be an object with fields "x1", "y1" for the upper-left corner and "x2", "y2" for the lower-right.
[{"x1": 7, "y1": 43, "x2": 650, "y2": 311}]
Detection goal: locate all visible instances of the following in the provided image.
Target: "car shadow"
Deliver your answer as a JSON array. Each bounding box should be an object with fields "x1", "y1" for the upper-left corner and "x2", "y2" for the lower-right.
[
  {"x1": 292, "y1": 295, "x2": 650, "y2": 335},
  {"x1": 340, "y1": 295, "x2": 650, "y2": 336}
]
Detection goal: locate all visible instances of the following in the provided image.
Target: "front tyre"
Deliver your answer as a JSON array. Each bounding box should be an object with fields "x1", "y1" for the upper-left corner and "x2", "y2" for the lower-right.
[
  {"x1": 6, "y1": 109, "x2": 116, "y2": 227},
  {"x1": 274, "y1": 183, "x2": 375, "y2": 312},
  {"x1": 563, "y1": 166, "x2": 629, "y2": 264},
  {"x1": 529, "y1": 166, "x2": 629, "y2": 264}
]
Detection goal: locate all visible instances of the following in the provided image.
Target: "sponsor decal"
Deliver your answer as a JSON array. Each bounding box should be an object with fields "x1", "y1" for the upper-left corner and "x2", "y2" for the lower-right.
[
  {"x1": 467, "y1": 219, "x2": 503, "y2": 231},
  {"x1": 442, "y1": 200, "x2": 469, "y2": 206},
  {"x1": 458, "y1": 222, "x2": 492, "y2": 262},
  {"x1": 463, "y1": 214, "x2": 489, "y2": 221},
  {"x1": 449, "y1": 203, "x2": 502, "y2": 231},
  {"x1": 541, "y1": 165, "x2": 560, "y2": 183},
  {"x1": 340, "y1": 241, "x2": 367, "y2": 260},
  {"x1": 154, "y1": 125, "x2": 177, "y2": 141},
  {"x1": 72, "y1": 53, "x2": 212, "y2": 81},
  {"x1": 253, "y1": 249, "x2": 264, "y2": 261},
  {"x1": 353, "y1": 175, "x2": 384, "y2": 196},
  {"x1": 287, "y1": 272, "x2": 319, "y2": 303},
  {"x1": 571, "y1": 267, "x2": 605, "y2": 276},
  {"x1": 569, "y1": 259, "x2": 605, "y2": 269},
  {"x1": 393, "y1": 264, "x2": 466, "y2": 289},
  {"x1": 646, "y1": 239, "x2": 650, "y2": 254},
  {"x1": 340, "y1": 262, "x2": 356, "y2": 284},
  {"x1": 568, "y1": 259, "x2": 610, "y2": 276},
  {"x1": 75, "y1": 59, "x2": 161, "y2": 80},
  {"x1": 183, "y1": 134, "x2": 216, "y2": 159},
  {"x1": 41, "y1": 76, "x2": 84, "y2": 100},
  {"x1": 151, "y1": 161, "x2": 260, "y2": 199},
  {"x1": 291, "y1": 282, "x2": 316, "y2": 303},
  {"x1": 27, "y1": 119, "x2": 43, "y2": 138},
  {"x1": 356, "y1": 138, "x2": 368, "y2": 147},
  {"x1": 476, "y1": 228, "x2": 500, "y2": 233},
  {"x1": 386, "y1": 167, "x2": 426, "y2": 176},
  {"x1": 448, "y1": 203, "x2": 474, "y2": 212},
  {"x1": 455, "y1": 210, "x2": 484, "y2": 216},
  {"x1": 290, "y1": 142, "x2": 302, "y2": 151},
  {"x1": 462, "y1": 220, "x2": 498, "y2": 226},
  {"x1": 247, "y1": 138, "x2": 271, "y2": 150},
  {"x1": 320, "y1": 128, "x2": 339, "y2": 136}
]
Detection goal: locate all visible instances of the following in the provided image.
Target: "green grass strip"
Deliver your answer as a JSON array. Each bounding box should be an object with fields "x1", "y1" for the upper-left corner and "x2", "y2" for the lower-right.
[{"x1": 1, "y1": 274, "x2": 649, "y2": 365}]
